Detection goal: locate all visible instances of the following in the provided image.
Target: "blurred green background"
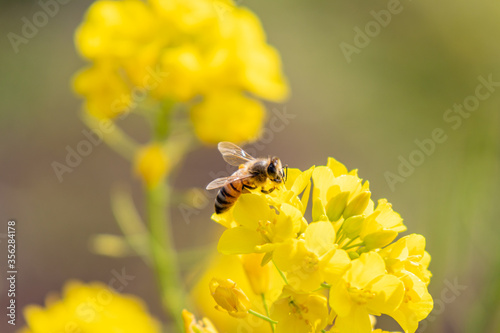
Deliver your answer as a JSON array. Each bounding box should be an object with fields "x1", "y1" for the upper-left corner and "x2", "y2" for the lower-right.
[{"x1": 1, "y1": 0, "x2": 499, "y2": 332}]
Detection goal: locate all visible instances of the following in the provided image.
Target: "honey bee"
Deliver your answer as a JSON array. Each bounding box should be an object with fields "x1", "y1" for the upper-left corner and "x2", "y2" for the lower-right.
[{"x1": 206, "y1": 142, "x2": 286, "y2": 214}]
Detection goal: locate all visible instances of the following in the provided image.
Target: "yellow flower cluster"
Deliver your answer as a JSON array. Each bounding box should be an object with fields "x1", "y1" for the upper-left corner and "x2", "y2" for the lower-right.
[
  {"x1": 73, "y1": 0, "x2": 288, "y2": 145},
  {"x1": 19, "y1": 281, "x2": 160, "y2": 333},
  {"x1": 207, "y1": 158, "x2": 433, "y2": 333}
]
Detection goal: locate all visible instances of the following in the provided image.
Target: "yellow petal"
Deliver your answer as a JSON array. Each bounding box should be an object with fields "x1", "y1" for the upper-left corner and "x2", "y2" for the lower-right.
[
  {"x1": 334, "y1": 304, "x2": 372, "y2": 333},
  {"x1": 305, "y1": 221, "x2": 336, "y2": 256},
  {"x1": 272, "y1": 239, "x2": 301, "y2": 273},
  {"x1": 240, "y1": 253, "x2": 271, "y2": 295},
  {"x1": 312, "y1": 166, "x2": 335, "y2": 205},
  {"x1": 329, "y1": 280, "x2": 352, "y2": 317},
  {"x1": 327, "y1": 157, "x2": 348, "y2": 177},
  {"x1": 322, "y1": 249, "x2": 351, "y2": 284},
  {"x1": 290, "y1": 166, "x2": 315, "y2": 197},
  {"x1": 366, "y1": 274, "x2": 405, "y2": 314},
  {"x1": 347, "y1": 252, "x2": 385, "y2": 289},
  {"x1": 217, "y1": 227, "x2": 263, "y2": 254},
  {"x1": 233, "y1": 194, "x2": 270, "y2": 229}
]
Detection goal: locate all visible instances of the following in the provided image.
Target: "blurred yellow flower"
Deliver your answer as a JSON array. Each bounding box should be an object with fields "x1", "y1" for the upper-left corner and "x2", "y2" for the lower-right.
[
  {"x1": 241, "y1": 253, "x2": 272, "y2": 295},
  {"x1": 191, "y1": 253, "x2": 281, "y2": 333},
  {"x1": 190, "y1": 91, "x2": 265, "y2": 145},
  {"x1": 134, "y1": 143, "x2": 170, "y2": 188},
  {"x1": 209, "y1": 278, "x2": 251, "y2": 318},
  {"x1": 72, "y1": 62, "x2": 134, "y2": 119},
  {"x1": 182, "y1": 309, "x2": 219, "y2": 333},
  {"x1": 73, "y1": 0, "x2": 289, "y2": 145},
  {"x1": 19, "y1": 281, "x2": 160, "y2": 333}
]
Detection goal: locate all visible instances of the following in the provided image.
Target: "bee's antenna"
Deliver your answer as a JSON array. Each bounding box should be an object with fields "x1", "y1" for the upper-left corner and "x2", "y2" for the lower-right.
[{"x1": 284, "y1": 164, "x2": 288, "y2": 182}]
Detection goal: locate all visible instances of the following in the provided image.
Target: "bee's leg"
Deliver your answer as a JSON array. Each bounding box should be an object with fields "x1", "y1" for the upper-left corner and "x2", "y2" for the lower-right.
[
  {"x1": 242, "y1": 184, "x2": 257, "y2": 194},
  {"x1": 261, "y1": 187, "x2": 275, "y2": 194}
]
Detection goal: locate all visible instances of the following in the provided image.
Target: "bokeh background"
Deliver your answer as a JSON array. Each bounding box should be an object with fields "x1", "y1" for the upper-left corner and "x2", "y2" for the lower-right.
[{"x1": 1, "y1": 0, "x2": 499, "y2": 332}]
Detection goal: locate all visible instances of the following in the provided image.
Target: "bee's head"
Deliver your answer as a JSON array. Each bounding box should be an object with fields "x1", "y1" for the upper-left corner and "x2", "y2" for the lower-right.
[{"x1": 268, "y1": 157, "x2": 285, "y2": 183}]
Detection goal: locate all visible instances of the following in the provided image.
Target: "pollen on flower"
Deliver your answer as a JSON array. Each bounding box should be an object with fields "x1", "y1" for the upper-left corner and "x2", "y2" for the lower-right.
[
  {"x1": 303, "y1": 252, "x2": 320, "y2": 272},
  {"x1": 347, "y1": 285, "x2": 376, "y2": 305}
]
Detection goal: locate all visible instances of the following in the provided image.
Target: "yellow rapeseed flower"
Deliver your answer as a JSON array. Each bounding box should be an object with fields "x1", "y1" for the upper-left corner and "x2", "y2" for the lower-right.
[
  {"x1": 73, "y1": 0, "x2": 289, "y2": 144},
  {"x1": 329, "y1": 252, "x2": 405, "y2": 332},
  {"x1": 387, "y1": 272, "x2": 433, "y2": 333},
  {"x1": 271, "y1": 286, "x2": 329, "y2": 333},
  {"x1": 217, "y1": 194, "x2": 304, "y2": 255},
  {"x1": 212, "y1": 158, "x2": 433, "y2": 332},
  {"x1": 380, "y1": 234, "x2": 432, "y2": 285},
  {"x1": 19, "y1": 281, "x2": 160, "y2": 333},
  {"x1": 273, "y1": 221, "x2": 351, "y2": 292}
]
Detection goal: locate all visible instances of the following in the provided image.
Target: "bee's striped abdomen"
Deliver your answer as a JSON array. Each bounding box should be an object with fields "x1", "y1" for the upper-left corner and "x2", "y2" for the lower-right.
[{"x1": 215, "y1": 181, "x2": 243, "y2": 214}]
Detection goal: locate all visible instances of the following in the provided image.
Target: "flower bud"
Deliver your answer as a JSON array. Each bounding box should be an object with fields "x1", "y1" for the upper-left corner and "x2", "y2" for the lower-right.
[
  {"x1": 342, "y1": 215, "x2": 365, "y2": 239},
  {"x1": 325, "y1": 191, "x2": 349, "y2": 222},
  {"x1": 363, "y1": 230, "x2": 398, "y2": 250},
  {"x1": 343, "y1": 191, "x2": 371, "y2": 219},
  {"x1": 134, "y1": 143, "x2": 169, "y2": 188},
  {"x1": 209, "y1": 278, "x2": 251, "y2": 318}
]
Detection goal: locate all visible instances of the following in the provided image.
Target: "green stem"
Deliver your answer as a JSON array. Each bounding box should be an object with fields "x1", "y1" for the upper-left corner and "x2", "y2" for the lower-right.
[
  {"x1": 248, "y1": 309, "x2": 278, "y2": 324},
  {"x1": 81, "y1": 112, "x2": 138, "y2": 160},
  {"x1": 147, "y1": 182, "x2": 185, "y2": 332},
  {"x1": 261, "y1": 293, "x2": 275, "y2": 332},
  {"x1": 273, "y1": 260, "x2": 288, "y2": 284},
  {"x1": 313, "y1": 282, "x2": 331, "y2": 292}
]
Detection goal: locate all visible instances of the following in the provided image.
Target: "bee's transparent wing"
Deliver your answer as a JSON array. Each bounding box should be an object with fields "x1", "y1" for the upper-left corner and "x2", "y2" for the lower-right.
[
  {"x1": 218, "y1": 141, "x2": 255, "y2": 166},
  {"x1": 206, "y1": 177, "x2": 230, "y2": 190},
  {"x1": 206, "y1": 170, "x2": 252, "y2": 190}
]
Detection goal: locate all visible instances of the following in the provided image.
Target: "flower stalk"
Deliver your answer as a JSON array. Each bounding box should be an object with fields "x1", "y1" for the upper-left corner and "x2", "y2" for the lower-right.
[
  {"x1": 146, "y1": 181, "x2": 185, "y2": 332},
  {"x1": 248, "y1": 309, "x2": 278, "y2": 325}
]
